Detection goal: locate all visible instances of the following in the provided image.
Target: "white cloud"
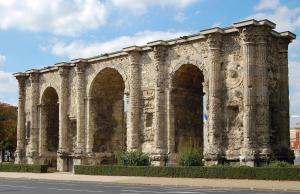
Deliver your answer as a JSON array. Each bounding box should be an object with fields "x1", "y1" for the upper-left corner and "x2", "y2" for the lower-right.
[
  {"x1": 292, "y1": 115, "x2": 300, "y2": 118},
  {"x1": 0, "y1": 54, "x2": 6, "y2": 67},
  {"x1": 212, "y1": 22, "x2": 221, "y2": 28},
  {"x1": 174, "y1": 12, "x2": 187, "y2": 22},
  {"x1": 254, "y1": 0, "x2": 280, "y2": 11},
  {"x1": 111, "y1": 0, "x2": 198, "y2": 14},
  {"x1": 289, "y1": 61, "x2": 300, "y2": 127},
  {"x1": 49, "y1": 30, "x2": 192, "y2": 58},
  {"x1": 249, "y1": 0, "x2": 300, "y2": 31},
  {"x1": 0, "y1": 0, "x2": 107, "y2": 36},
  {"x1": 0, "y1": 71, "x2": 17, "y2": 93}
]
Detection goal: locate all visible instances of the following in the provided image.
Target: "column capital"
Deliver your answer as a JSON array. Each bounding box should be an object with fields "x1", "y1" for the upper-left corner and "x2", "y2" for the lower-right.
[
  {"x1": 278, "y1": 37, "x2": 290, "y2": 53},
  {"x1": 58, "y1": 65, "x2": 71, "y2": 77},
  {"x1": 147, "y1": 41, "x2": 167, "y2": 63},
  {"x1": 74, "y1": 59, "x2": 87, "y2": 74},
  {"x1": 15, "y1": 73, "x2": 28, "y2": 88},
  {"x1": 153, "y1": 45, "x2": 167, "y2": 63},
  {"x1": 238, "y1": 26, "x2": 258, "y2": 44},
  {"x1": 29, "y1": 71, "x2": 40, "y2": 83},
  {"x1": 206, "y1": 33, "x2": 223, "y2": 49},
  {"x1": 124, "y1": 46, "x2": 142, "y2": 65}
]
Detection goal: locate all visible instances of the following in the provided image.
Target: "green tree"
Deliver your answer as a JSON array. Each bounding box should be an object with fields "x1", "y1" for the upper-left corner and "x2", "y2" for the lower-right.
[{"x1": 0, "y1": 103, "x2": 17, "y2": 161}]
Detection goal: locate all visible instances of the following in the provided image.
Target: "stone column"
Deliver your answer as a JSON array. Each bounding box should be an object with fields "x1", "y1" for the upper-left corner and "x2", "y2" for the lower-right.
[
  {"x1": 166, "y1": 84, "x2": 175, "y2": 158},
  {"x1": 278, "y1": 37, "x2": 293, "y2": 161},
  {"x1": 74, "y1": 61, "x2": 86, "y2": 165},
  {"x1": 153, "y1": 44, "x2": 167, "y2": 154},
  {"x1": 86, "y1": 96, "x2": 94, "y2": 154},
  {"x1": 123, "y1": 46, "x2": 142, "y2": 151},
  {"x1": 28, "y1": 71, "x2": 40, "y2": 164},
  {"x1": 14, "y1": 74, "x2": 27, "y2": 164},
  {"x1": 256, "y1": 29, "x2": 271, "y2": 159},
  {"x1": 240, "y1": 27, "x2": 256, "y2": 166},
  {"x1": 204, "y1": 33, "x2": 223, "y2": 164},
  {"x1": 39, "y1": 104, "x2": 46, "y2": 159},
  {"x1": 150, "y1": 42, "x2": 167, "y2": 165},
  {"x1": 57, "y1": 65, "x2": 70, "y2": 171}
]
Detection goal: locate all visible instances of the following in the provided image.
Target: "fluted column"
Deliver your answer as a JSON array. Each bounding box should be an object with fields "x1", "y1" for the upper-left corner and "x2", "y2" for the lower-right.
[
  {"x1": 240, "y1": 27, "x2": 256, "y2": 165},
  {"x1": 256, "y1": 30, "x2": 271, "y2": 158},
  {"x1": 58, "y1": 66, "x2": 70, "y2": 154},
  {"x1": 28, "y1": 71, "x2": 40, "y2": 164},
  {"x1": 86, "y1": 96, "x2": 94, "y2": 154},
  {"x1": 124, "y1": 47, "x2": 142, "y2": 151},
  {"x1": 74, "y1": 61, "x2": 86, "y2": 157},
  {"x1": 14, "y1": 74, "x2": 27, "y2": 164},
  {"x1": 205, "y1": 33, "x2": 223, "y2": 164},
  {"x1": 152, "y1": 44, "x2": 167, "y2": 155},
  {"x1": 278, "y1": 37, "x2": 292, "y2": 153},
  {"x1": 57, "y1": 65, "x2": 70, "y2": 171},
  {"x1": 39, "y1": 104, "x2": 46, "y2": 157},
  {"x1": 166, "y1": 84, "x2": 175, "y2": 155}
]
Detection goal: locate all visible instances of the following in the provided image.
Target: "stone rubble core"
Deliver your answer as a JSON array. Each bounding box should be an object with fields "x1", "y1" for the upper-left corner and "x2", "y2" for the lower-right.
[{"x1": 14, "y1": 19, "x2": 296, "y2": 171}]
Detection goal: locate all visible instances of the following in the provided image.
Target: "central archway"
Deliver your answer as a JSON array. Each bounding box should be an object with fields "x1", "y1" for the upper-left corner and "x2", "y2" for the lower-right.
[
  {"x1": 90, "y1": 68, "x2": 126, "y2": 164},
  {"x1": 171, "y1": 64, "x2": 205, "y2": 155}
]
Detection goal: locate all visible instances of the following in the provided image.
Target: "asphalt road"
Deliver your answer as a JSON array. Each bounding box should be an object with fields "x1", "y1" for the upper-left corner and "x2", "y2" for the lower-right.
[{"x1": 0, "y1": 178, "x2": 297, "y2": 194}]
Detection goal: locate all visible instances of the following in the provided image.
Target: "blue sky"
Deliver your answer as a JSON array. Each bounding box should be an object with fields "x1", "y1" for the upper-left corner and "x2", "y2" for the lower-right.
[{"x1": 0, "y1": 0, "x2": 299, "y2": 127}]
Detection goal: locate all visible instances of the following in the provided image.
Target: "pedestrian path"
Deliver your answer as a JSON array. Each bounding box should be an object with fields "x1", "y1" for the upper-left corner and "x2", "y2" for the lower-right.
[{"x1": 0, "y1": 172, "x2": 299, "y2": 192}]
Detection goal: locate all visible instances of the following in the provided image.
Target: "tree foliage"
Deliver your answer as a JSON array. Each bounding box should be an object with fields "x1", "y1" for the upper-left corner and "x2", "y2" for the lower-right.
[{"x1": 0, "y1": 102, "x2": 17, "y2": 152}]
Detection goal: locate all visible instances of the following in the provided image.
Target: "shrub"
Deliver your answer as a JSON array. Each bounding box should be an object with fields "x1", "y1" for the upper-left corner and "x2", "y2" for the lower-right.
[
  {"x1": 268, "y1": 160, "x2": 293, "y2": 168},
  {"x1": 178, "y1": 144, "x2": 203, "y2": 166},
  {"x1": 0, "y1": 163, "x2": 48, "y2": 173},
  {"x1": 74, "y1": 165, "x2": 300, "y2": 180},
  {"x1": 118, "y1": 151, "x2": 150, "y2": 166}
]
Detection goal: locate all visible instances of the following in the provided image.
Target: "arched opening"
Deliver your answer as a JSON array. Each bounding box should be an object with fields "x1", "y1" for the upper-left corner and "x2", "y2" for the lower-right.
[
  {"x1": 90, "y1": 68, "x2": 126, "y2": 164},
  {"x1": 171, "y1": 64, "x2": 205, "y2": 155},
  {"x1": 41, "y1": 87, "x2": 59, "y2": 167}
]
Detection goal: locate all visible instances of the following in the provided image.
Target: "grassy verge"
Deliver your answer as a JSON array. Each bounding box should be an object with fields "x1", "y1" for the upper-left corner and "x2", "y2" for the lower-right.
[{"x1": 74, "y1": 165, "x2": 300, "y2": 181}]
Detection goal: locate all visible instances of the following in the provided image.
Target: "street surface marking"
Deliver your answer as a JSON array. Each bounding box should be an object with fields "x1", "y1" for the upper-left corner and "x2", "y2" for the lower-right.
[
  {"x1": 48, "y1": 187, "x2": 104, "y2": 193},
  {"x1": 0, "y1": 184, "x2": 35, "y2": 189},
  {"x1": 122, "y1": 189, "x2": 205, "y2": 193}
]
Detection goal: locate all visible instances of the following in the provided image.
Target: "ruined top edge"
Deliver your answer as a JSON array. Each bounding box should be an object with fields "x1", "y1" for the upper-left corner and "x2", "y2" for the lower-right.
[
  {"x1": 54, "y1": 62, "x2": 71, "y2": 67},
  {"x1": 123, "y1": 46, "x2": 143, "y2": 52},
  {"x1": 17, "y1": 19, "x2": 293, "y2": 74},
  {"x1": 13, "y1": 72, "x2": 28, "y2": 77},
  {"x1": 201, "y1": 27, "x2": 224, "y2": 34},
  {"x1": 233, "y1": 19, "x2": 276, "y2": 29},
  {"x1": 147, "y1": 40, "x2": 168, "y2": 46},
  {"x1": 280, "y1": 31, "x2": 297, "y2": 40}
]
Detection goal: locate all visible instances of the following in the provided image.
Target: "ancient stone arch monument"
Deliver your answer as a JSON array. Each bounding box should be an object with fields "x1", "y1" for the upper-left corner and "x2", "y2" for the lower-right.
[{"x1": 14, "y1": 19, "x2": 296, "y2": 171}]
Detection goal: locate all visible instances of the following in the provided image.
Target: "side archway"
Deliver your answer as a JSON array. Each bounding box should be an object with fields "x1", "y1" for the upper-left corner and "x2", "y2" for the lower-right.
[
  {"x1": 40, "y1": 87, "x2": 59, "y2": 167},
  {"x1": 89, "y1": 68, "x2": 126, "y2": 164}
]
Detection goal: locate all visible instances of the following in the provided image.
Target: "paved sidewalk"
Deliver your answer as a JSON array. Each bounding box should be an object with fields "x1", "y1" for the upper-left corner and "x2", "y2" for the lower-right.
[{"x1": 0, "y1": 172, "x2": 299, "y2": 192}]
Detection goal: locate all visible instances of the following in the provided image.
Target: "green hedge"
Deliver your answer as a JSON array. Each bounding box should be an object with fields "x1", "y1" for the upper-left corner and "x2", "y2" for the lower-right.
[
  {"x1": 74, "y1": 165, "x2": 300, "y2": 181},
  {"x1": 0, "y1": 163, "x2": 48, "y2": 173}
]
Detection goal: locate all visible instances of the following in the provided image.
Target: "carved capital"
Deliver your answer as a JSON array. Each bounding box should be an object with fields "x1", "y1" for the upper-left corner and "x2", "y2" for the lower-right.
[
  {"x1": 58, "y1": 66, "x2": 70, "y2": 78},
  {"x1": 207, "y1": 33, "x2": 222, "y2": 49},
  {"x1": 128, "y1": 51, "x2": 141, "y2": 65},
  {"x1": 75, "y1": 63, "x2": 86, "y2": 74},
  {"x1": 278, "y1": 37, "x2": 290, "y2": 52},
  {"x1": 153, "y1": 45, "x2": 167, "y2": 63},
  {"x1": 256, "y1": 33, "x2": 268, "y2": 44},
  {"x1": 239, "y1": 26, "x2": 257, "y2": 43},
  {"x1": 16, "y1": 74, "x2": 28, "y2": 89},
  {"x1": 29, "y1": 72, "x2": 39, "y2": 84}
]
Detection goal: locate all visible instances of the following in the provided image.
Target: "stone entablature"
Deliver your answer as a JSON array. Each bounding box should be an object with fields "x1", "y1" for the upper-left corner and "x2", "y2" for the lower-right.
[{"x1": 14, "y1": 19, "x2": 296, "y2": 171}]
